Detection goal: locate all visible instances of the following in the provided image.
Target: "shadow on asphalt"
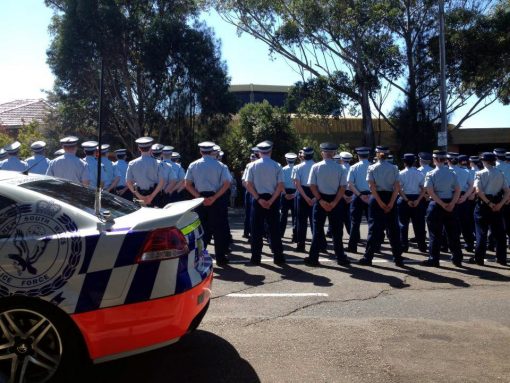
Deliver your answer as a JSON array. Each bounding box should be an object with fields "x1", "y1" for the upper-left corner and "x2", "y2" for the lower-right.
[
  {"x1": 214, "y1": 265, "x2": 266, "y2": 286},
  {"x1": 92, "y1": 330, "x2": 260, "y2": 383},
  {"x1": 260, "y1": 263, "x2": 334, "y2": 287}
]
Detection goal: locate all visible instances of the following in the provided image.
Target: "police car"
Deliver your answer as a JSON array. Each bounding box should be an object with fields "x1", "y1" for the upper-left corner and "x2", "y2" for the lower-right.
[{"x1": 0, "y1": 170, "x2": 212, "y2": 382}]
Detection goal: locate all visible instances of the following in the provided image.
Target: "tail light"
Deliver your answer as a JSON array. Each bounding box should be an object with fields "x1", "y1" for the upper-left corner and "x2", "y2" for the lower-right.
[{"x1": 137, "y1": 227, "x2": 189, "y2": 263}]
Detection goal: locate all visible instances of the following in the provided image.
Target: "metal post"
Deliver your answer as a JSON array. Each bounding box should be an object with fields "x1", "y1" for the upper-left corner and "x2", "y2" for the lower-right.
[
  {"x1": 438, "y1": 0, "x2": 448, "y2": 150},
  {"x1": 95, "y1": 57, "x2": 105, "y2": 216}
]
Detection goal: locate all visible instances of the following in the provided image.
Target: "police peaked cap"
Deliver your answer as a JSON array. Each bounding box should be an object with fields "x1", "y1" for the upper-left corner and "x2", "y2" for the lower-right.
[
  {"x1": 285, "y1": 153, "x2": 298, "y2": 161},
  {"x1": 458, "y1": 154, "x2": 469, "y2": 162},
  {"x1": 355, "y1": 147, "x2": 370, "y2": 155},
  {"x1": 115, "y1": 149, "x2": 127, "y2": 155},
  {"x1": 82, "y1": 141, "x2": 99, "y2": 152},
  {"x1": 402, "y1": 153, "x2": 415, "y2": 161},
  {"x1": 375, "y1": 146, "x2": 389, "y2": 154},
  {"x1": 340, "y1": 151, "x2": 353, "y2": 160},
  {"x1": 493, "y1": 148, "x2": 506, "y2": 156},
  {"x1": 198, "y1": 141, "x2": 216, "y2": 152},
  {"x1": 302, "y1": 147, "x2": 314, "y2": 155},
  {"x1": 418, "y1": 152, "x2": 432, "y2": 161},
  {"x1": 320, "y1": 142, "x2": 338, "y2": 152},
  {"x1": 162, "y1": 146, "x2": 175, "y2": 153},
  {"x1": 446, "y1": 152, "x2": 459, "y2": 159},
  {"x1": 60, "y1": 136, "x2": 79, "y2": 146},
  {"x1": 256, "y1": 141, "x2": 273, "y2": 153},
  {"x1": 433, "y1": 150, "x2": 447, "y2": 158},
  {"x1": 136, "y1": 137, "x2": 154, "y2": 148},
  {"x1": 469, "y1": 156, "x2": 479, "y2": 162},
  {"x1": 480, "y1": 152, "x2": 496, "y2": 161},
  {"x1": 151, "y1": 143, "x2": 164, "y2": 153},
  {"x1": 5, "y1": 141, "x2": 21, "y2": 153},
  {"x1": 30, "y1": 141, "x2": 46, "y2": 151},
  {"x1": 171, "y1": 152, "x2": 181, "y2": 159}
]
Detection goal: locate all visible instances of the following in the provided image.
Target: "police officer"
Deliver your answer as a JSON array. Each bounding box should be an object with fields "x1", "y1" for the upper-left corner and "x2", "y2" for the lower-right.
[
  {"x1": 418, "y1": 152, "x2": 434, "y2": 176},
  {"x1": 448, "y1": 152, "x2": 475, "y2": 252},
  {"x1": 185, "y1": 142, "x2": 231, "y2": 266},
  {"x1": 214, "y1": 146, "x2": 234, "y2": 247},
  {"x1": 170, "y1": 152, "x2": 187, "y2": 199},
  {"x1": 26, "y1": 141, "x2": 50, "y2": 175},
  {"x1": 293, "y1": 147, "x2": 316, "y2": 252},
  {"x1": 81, "y1": 141, "x2": 101, "y2": 188},
  {"x1": 46, "y1": 137, "x2": 89, "y2": 186},
  {"x1": 304, "y1": 143, "x2": 350, "y2": 266},
  {"x1": 397, "y1": 154, "x2": 427, "y2": 253},
  {"x1": 161, "y1": 146, "x2": 182, "y2": 202},
  {"x1": 113, "y1": 149, "x2": 133, "y2": 201},
  {"x1": 53, "y1": 149, "x2": 64, "y2": 158},
  {"x1": 0, "y1": 142, "x2": 27, "y2": 172},
  {"x1": 99, "y1": 144, "x2": 119, "y2": 193},
  {"x1": 280, "y1": 153, "x2": 298, "y2": 239},
  {"x1": 359, "y1": 146, "x2": 404, "y2": 267},
  {"x1": 470, "y1": 152, "x2": 510, "y2": 266},
  {"x1": 126, "y1": 137, "x2": 164, "y2": 207},
  {"x1": 245, "y1": 141, "x2": 285, "y2": 265},
  {"x1": 338, "y1": 152, "x2": 353, "y2": 235},
  {"x1": 152, "y1": 144, "x2": 176, "y2": 207},
  {"x1": 242, "y1": 150, "x2": 258, "y2": 239},
  {"x1": 347, "y1": 147, "x2": 371, "y2": 253},
  {"x1": 422, "y1": 151, "x2": 463, "y2": 267}
]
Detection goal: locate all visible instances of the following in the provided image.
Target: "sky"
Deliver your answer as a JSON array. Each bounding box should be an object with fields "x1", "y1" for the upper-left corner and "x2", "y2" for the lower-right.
[{"x1": 0, "y1": 0, "x2": 508, "y2": 129}]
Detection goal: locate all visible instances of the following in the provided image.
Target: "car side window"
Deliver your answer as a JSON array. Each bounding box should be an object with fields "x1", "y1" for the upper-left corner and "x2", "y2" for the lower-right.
[{"x1": 0, "y1": 194, "x2": 16, "y2": 211}]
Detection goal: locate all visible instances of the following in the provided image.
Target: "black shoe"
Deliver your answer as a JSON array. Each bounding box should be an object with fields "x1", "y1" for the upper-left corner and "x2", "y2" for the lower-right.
[
  {"x1": 452, "y1": 259, "x2": 463, "y2": 267},
  {"x1": 216, "y1": 258, "x2": 229, "y2": 267},
  {"x1": 440, "y1": 246, "x2": 448, "y2": 252},
  {"x1": 242, "y1": 233, "x2": 250, "y2": 239},
  {"x1": 296, "y1": 245, "x2": 306, "y2": 253},
  {"x1": 497, "y1": 260, "x2": 508, "y2": 266},
  {"x1": 337, "y1": 258, "x2": 351, "y2": 266},
  {"x1": 464, "y1": 244, "x2": 474, "y2": 253},
  {"x1": 303, "y1": 257, "x2": 320, "y2": 267},
  {"x1": 225, "y1": 247, "x2": 232, "y2": 255},
  {"x1": 468, "y1": 257, "x2": 484, "y2": 266},
  {"x1": 394, "y1": 258, "x2": 405, "y2": 267},
  {"x1": 274, "y1": 257, "x2": 286, "y2": 265},
  {"x1": 358, "y1": 257, "x2": 372, "y2": 266},
  {"x1": 319, "y1": 248, "x2": 329, "y2": 254},
  {"x1": 326, "y1": 232, "x2": 333, "y2": 238},
  {"x1": 248, "y1": 258, "x2": 261, "y2": 266},
  {"x1": 401, "y1": 246, "x2": 409, "y2": 253},
  {"x1": 418, "y1": 245, "x2": 428, "y2": 253},
  {"x1": 409, "y1": 237, "x2": 417, "y2": 243},
  {"x1": 421, "y1": 259, "x2": 440, "y2": 267}
]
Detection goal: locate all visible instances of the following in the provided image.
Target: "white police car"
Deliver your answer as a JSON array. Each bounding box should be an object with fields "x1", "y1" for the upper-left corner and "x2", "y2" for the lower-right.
[{"x1": 0, "y1": 170, "x2": 212, "y2": 382}]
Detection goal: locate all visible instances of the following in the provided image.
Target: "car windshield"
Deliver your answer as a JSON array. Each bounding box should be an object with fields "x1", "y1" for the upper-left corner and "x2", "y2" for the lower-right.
[{"x1": 19, "y1": 179, "x2": 140, "y2": 219}]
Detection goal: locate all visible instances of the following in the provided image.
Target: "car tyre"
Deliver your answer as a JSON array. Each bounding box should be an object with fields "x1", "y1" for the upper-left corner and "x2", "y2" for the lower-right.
[{"x1": 0, "y1": 298, "x2": 89, "y2": 383}]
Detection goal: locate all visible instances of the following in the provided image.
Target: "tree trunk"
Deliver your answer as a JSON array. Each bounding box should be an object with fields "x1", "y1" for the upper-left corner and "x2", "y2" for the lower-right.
[{"x1": 360, "y1": 84, "x2": 375, "y2": 148}]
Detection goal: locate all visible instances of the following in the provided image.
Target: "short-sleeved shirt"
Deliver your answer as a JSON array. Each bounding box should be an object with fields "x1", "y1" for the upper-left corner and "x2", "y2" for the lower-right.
[
  {"x1": 165, "y1": 160, "x2": 184, "y2": 182},
  {"x1": 47, "y1": 153, "x2": 89, "y2": 184},
  {"x1": 282, "y1": 165, "x2": 296, "y2": 190},
  {"x1": 496, "y1": 162, "x2": 510, "y2": 185},
  {"x1": 451, "y1": 165, "x2": 472, "y2": 192},
  {"x1": 474, "y1": 167, "x2": 508, "y2": 196},
  {"x1": 246, "y1": 157, "x2": 284, "y2": 194},
  {"x1": 185, "y1": 155, "x2": 230, "y2": 192},
  {"x1": 0, "y1": 157, "x2": 28, "y2": 172},
  {"x1": 101, "y1": 157, "x2": 116, "y2": 189},
  {"x1": 26, "y1": 154, "x2": 50, "y2": 175},
  {"x1": 84, "y1": 156, "x2": 101, "y2": 187},
  {"x1": 418, "y1": 164, "x2": 433, "y2": 177},
  {"x1": 292, "y1": 160, "x2": 315, "y2": 186},
  {"x1": 367, "y1": 160, "x2": 399, "y2": 191},
  {"x1": 399, "y1": 167, "x2": 425, "y2": 195},
  {"x1": 308, "y1": 159, "x2": 347, "y2": 195},
  {"x1": 424, "y1": 165, "x2": 459, "y2": 199},
  {"x1": 126, "y1": 155, "x2": 162, "y2": 191},
  {"x1": 159, "y1": 161, "x2": 177, "y2": 189},
  {"x1": 113, "y1": 159, "x2": 128, "y2": 187},
  {"x1": 347, "y1": 159, "x2": 370, "y2": 192}
]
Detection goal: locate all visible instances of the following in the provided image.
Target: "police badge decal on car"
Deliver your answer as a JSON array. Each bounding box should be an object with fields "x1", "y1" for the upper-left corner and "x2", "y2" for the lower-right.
[{"x1": 0, "y1": 201, "x2": 83, "y2": 300}]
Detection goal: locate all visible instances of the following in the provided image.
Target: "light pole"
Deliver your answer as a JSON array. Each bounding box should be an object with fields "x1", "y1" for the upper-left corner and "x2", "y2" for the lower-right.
[{"x1": 438, "y1": 0, "x2": 448, "y2": 151}]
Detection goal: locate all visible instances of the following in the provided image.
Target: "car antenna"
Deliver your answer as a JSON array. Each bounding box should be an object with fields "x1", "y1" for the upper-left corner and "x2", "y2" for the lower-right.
[{"x1": 94, "y1": 57, "x2": 105, "y2": 217}]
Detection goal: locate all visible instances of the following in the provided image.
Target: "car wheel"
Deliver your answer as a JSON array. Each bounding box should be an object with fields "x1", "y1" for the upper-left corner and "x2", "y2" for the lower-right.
[{"x1": 0, "y1": 300, "x2": 87, "y2": 383}]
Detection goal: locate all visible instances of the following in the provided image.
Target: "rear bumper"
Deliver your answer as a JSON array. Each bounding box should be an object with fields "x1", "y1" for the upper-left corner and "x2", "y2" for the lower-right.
[{"x1": 71, "y1": 272, "x2": 213, "y2": 362}]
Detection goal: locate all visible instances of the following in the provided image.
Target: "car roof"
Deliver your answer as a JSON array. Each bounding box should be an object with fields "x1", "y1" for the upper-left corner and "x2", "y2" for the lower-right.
[
  {"x1": 0, "y1": 170, "x2": 48, "y2": 184},
  {"x1": 0, "y1": 170, "x2": 26, "y2": 181}
]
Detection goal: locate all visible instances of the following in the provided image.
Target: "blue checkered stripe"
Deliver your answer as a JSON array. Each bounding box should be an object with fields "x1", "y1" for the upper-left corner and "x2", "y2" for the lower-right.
[{"x1": 59, "y1": 222, "x2": 212, "y2": 315}]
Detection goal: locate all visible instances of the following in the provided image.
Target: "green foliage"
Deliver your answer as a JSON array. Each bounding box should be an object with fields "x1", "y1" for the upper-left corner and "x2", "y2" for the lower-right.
[
  {"x1": 285, "y1": 77, "x2": 346, "y2": 116},
  {"x1": 0, "y1": 132, "x2": 11, "y2": 152},
  {"x1": 16, "y1": 122, "x2": 46, "y2": 159},
  {"x1": 220, "y1": 101, "x2": 301, "y2": 173},
  {"x1": 46, "y1": 0, "x2": 236, "y2": 159}
]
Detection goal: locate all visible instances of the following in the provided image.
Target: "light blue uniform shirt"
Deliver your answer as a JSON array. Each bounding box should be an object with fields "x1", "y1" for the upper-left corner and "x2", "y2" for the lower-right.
[
  {"x1": 424, "y1": 165, "x2": 459, "y2": 199},
  {"x1": 246, "y1": 157, "x2": 284, "y2": 194},
  {"x1": 418, "y1": 164, "x2": 433, "y2": 177},
  {"x1": 221, "y1": 162, "x2": 233, "y2": 183},
  {"x1": 185, "y1": 155, "x2": 230, "y2": 192},
  {"x1": 46, "y1": 153, "x2": 89, "y2": 184},
  {"x1": 347, "y1": 159, "x2": 370, "y2": 192},
  {"x1": 292, "y1": 160, "x2": 315, "y2": 186},
  {"x1": 308, "y1": 159, "x2": 347, "y2": 195},
  {"x1": 164, "y1": 160, "x2": 184, "y2": 182},
  {"x1": 84, "y1": 156, "x2": 100, "y2": 188},
  {"x1": 496, "y1": 162, "x2": 510, "y2": 185},
  {"x1": 101, "y1": 157, "x2": 116, "y2": 189},
  {"x1": 26, "y1": 154, "x2": 50, "y2": 175},
  {"x1": 399, "y1": 167, "x2": 424, "y2": 195},
  {"x1": 474, "y1": 167, "x2": 508, "y2": 195},
  {"x1": 126, "y1": 155, "x2": 162, "y2": 191},
  {"x1": 159, "y1": 161, "x2": 177, "y2": 189},
  {"x1": 367, "y1": 160, "x2": 399, "y2": 191},
  {"x1": 242, "y1": 162, "x2": 254, "y2": 182},
  {"x1": 282, "y1": 165, "x2": 296, "y2": 190},
  {"x1": 0, "y1": 157, "x2": 28, "y2": 172},
  {"x1": 451, "y1": 165, "x2": 472, "y2": 192},
  {"x1": 469, "y1": 167, "x2": 478, "y2": 182},
  {"x1": 113, "y1": 159, "x2": 128, "y2": 187}
]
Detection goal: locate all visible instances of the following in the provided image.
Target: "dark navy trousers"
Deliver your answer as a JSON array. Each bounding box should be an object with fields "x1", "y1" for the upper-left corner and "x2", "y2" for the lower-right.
[
  {"x1": 397, "y1": 195, "x2": 426, "y2": 249},
  {"x1": 250, "y1": 194, "x2": 283, "y2": 262},
  {"x1": 309, "y1": 194, "x2": 347, "y2": 262},
  {"x1": 348, "y1": 192, "x2": 369, "y2": 249},
  {"x1": 280, "y1": 189, "x2": 296, "y2": 238},
  {"x1": 243, "y1": 188, "x2": 252, "y2": 237},
  {"x1": 474, "y1": 202, "x2": 507, "y2": 263},
  {"x1": 364, "y1": 191, "x2": 402, "y2": 260},
  {"x1": 426, "y1": 200, "x2": 463, "y2": 263},
  {"x1": 197, "y1": 192, "x2": 228, "y2": 262},
  {"x1": 457, "y1": 197, "x2": 475, "y2": 248},
  {"x1": 296, "y1": 187, "x2": 314, "y2": 246}
]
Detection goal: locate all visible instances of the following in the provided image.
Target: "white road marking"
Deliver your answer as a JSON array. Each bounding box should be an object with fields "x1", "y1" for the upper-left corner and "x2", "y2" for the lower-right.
[{"x1": 227, "y1": 293, "x2": 329, "y2": 298}]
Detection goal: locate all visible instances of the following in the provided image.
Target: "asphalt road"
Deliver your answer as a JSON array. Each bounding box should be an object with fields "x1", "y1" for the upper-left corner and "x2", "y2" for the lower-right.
[{"x1": 93, "y1": 209, "x2": 510, "y2": 383}]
